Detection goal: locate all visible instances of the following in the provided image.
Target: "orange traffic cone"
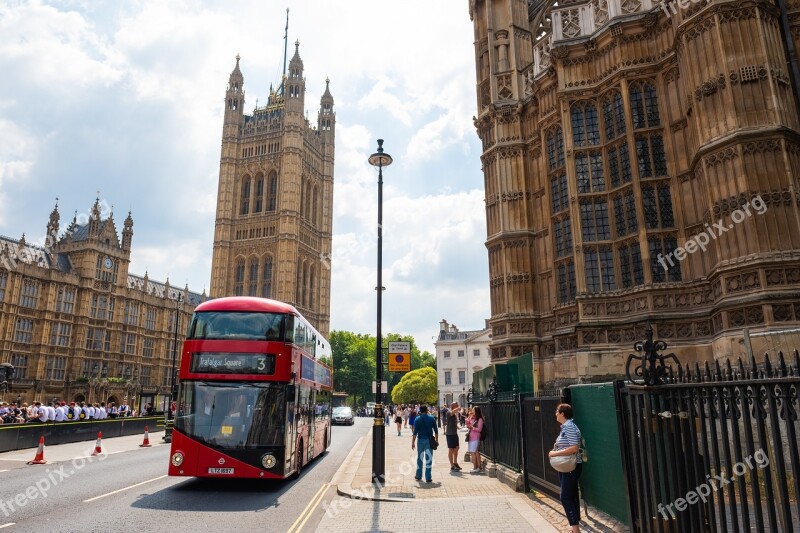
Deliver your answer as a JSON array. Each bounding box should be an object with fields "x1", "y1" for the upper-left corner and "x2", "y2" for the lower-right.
[
  {"x1": 91, "y1": 431, "x2": 103, "y2": 456},
  {"x1": 27, "y1": 436, "x2": 47, "y2": 465},
  {"x1": 139, "y1": 426, "x2": 152, "y2": 448}
]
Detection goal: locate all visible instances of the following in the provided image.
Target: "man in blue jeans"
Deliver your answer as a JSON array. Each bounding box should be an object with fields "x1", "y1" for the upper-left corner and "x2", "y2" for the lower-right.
[{"x1": 411, "y1": 405, "x2": 438, "y2": 483}]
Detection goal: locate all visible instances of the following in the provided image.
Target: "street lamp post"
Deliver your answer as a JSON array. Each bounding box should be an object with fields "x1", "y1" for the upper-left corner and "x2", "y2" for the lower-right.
[
  {"x1": 165, "y1": 294, "x2": 183, "y2": 442},
  {"x1": 369, "y1": 139, "x2": 392, "y2": 486}
]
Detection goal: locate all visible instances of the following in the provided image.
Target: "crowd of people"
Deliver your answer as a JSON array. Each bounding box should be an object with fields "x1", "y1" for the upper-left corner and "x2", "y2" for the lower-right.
[{"x1": 0, "y1": 399, "x2": 155, "y2": 424}]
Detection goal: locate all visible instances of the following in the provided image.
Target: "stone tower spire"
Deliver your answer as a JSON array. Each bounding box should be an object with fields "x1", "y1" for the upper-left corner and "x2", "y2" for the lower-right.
[
  {"x1": 122, "y1": 211, "x2": 133, "y2": 251},
  {"x1": 285, "y1": 40, "x2": 305, "y2": 112},
  {"x1": 88, "y1": 197, "x2": 102, "y2": 236},
  {"x1": 46, "y1": 198, "x2": 60, "y2": 242},
  {"x1": 224, "y1": 55, "x2": 245, "y2": 131},
  {"x1": 318, "y1": 77, "x2": 335, "y2": 134}
]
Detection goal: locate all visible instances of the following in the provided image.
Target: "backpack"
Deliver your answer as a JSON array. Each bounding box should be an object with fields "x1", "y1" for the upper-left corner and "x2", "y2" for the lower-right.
[{"x1": 479, "y1": 420, "x2": 487, "y2": 441}]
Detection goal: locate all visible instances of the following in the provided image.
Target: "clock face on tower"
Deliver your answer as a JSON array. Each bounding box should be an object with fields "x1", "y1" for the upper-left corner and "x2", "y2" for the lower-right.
[{"x1": 104, "y1": 257, "x2": 113, "y2": 269}]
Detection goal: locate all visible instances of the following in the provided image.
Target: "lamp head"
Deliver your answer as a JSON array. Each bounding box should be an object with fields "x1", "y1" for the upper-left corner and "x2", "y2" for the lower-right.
[{"x1": 368, "y1": 139, "x2": 393, "y2": 168}]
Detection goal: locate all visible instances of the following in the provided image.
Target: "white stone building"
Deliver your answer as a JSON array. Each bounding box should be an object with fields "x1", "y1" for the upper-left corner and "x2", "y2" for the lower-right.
[{"x1": 435, "y1": 319, "x2": 492, "y2": 407}]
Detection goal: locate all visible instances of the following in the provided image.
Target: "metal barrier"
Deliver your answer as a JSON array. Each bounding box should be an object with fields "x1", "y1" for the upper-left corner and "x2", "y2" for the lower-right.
[{"x1": 0, "y1": 417, "x2": 163, "y2": 452}]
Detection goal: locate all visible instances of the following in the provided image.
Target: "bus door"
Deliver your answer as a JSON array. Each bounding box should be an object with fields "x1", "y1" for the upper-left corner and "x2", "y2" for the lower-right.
[{"x1": 285, "y1": 383, "x2": 297, "y2": 475}]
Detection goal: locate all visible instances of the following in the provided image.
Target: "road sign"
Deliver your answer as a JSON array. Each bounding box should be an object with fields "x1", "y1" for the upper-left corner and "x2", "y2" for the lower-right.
[
  {"x1": 388, "y1": 342, "x2": 410, "y2": 353},
  {"x1": 388, "y1": 353, "x2": 410, "y2": 372}
]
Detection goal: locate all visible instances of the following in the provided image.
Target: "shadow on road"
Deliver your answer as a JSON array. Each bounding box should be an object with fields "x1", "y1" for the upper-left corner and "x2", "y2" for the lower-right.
[{"x1": 129, "y1": 453, "x2": 326, "y2": 513}]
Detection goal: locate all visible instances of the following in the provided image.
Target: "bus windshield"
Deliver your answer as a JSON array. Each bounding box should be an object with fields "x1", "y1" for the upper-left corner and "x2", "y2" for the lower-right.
[
  {"x1": 188, "y1": 311, "x2": 285, "y2": 341},
  {"x1": 174, "y1": 382, "x2": 286, "y2": 449}
]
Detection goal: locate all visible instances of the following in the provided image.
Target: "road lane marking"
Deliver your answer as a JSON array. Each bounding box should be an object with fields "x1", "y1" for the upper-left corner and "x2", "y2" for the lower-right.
[
  {"x1": 0, "y1": 469, "x2": 8, "y2": 473},
  {"x1": 286, "y1": 482, "x2": 328, "y2": 533},
  {"x1": 0, "y1": 524, "x2": 16, "y2": 529},
  {"x1": 83, "y1": 474, "x2": 168, "y2": 502}
]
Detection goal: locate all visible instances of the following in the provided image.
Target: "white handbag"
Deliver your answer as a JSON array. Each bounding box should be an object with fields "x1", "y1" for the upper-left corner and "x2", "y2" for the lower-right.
[{"x1": 549, "y1": 450, "x2": 577, "y2": 473}]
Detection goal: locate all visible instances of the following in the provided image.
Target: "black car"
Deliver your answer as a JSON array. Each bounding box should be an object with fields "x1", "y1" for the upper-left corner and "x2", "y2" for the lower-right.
[{"x1": 332, "y1": 406, "x2": 355, "y2": 425}]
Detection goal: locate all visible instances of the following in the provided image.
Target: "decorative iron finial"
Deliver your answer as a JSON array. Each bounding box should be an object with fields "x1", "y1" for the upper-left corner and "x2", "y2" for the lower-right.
[{"x1": 625, "y1": 324, "x2": 680, "y2": 385}]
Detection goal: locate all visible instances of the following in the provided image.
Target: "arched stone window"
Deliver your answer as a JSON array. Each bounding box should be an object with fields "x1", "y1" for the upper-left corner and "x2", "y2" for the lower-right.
[
  {"x1": 267, "y1": 171, "x2": 278, "y2": 211},
  {"x1": 234, "y1": 259, "x2": 245, "y2": 296},
  {"x1": 309, "y1": 265, "x2": 316, "y2": 309},
  {"x1": 248, "y1": 257, "x2": 259, "y2": 296},
  {"x1": 262, "y1": 256, "x2": 273, "y2": 298},
  {"x1": 240, "y1": 176, "x2": 251, "y2": 215},
  {"x1": 254, "y1": 175, "x2": 264, "y2": 213},
  {"x1": 570, "y1": 102, "x2": 600, "y2": 147},
  {"x1": 312, "y1": 185, "x2": 318, "y2": 226}
]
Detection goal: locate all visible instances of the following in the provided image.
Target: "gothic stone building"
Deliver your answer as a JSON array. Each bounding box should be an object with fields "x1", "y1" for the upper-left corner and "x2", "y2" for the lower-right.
[
  {"x1": 210, "y1": 43, "x2": 335, "y2": 337},
  {"x1": 470, "y1": 0, "x2": 800, "y2": 384},
  {"x1": 0, "y1": 200, "x2": 205, "y2": 408}
]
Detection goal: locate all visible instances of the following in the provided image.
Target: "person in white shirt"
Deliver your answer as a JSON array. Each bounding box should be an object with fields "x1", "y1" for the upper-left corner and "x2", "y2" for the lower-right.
[
  {"x1": 86, "y1": 404, "x2": 96, "y2": 420},
  {"x1": 54, "y1": 402, "x2": 67, "y2": 422},
  {"x1": 96, "y1": 404, "x2": 107, "y2": 419},
  {"x1": 35, "y1": 402, "x2": 48, "y2": 422},
  {"x1": 66, "y1": 402, "x2": 79, "y2": 421},
  {"x1": 46, "y1": 402, "x2": 57, "y2": 421}
]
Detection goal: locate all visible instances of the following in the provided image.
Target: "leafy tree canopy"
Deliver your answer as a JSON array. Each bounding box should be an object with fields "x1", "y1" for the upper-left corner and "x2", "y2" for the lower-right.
[{"x1": 391, "y1": 366, "x2": 437, "y2": 405}]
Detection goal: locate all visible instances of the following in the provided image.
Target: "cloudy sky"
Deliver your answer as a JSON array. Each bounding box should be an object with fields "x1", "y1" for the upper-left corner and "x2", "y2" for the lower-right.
[{"x1": 0, "y1": 0, "x2": 489, "y2": 353}]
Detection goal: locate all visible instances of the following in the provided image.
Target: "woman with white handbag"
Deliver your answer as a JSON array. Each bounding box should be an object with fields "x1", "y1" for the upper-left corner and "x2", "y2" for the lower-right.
[{"x1": 548, "y1": 403, "x2": 582, "y2": 532}]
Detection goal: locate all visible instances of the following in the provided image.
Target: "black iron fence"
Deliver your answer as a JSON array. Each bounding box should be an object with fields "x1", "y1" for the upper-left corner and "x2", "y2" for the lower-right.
[
  {"x1": 521, "y1": 391, "x2": 564, "y2": 496},
  {"x1": 471, "y1": 389, "x2": 522, "y2": 473},
  {"x1": 618, "y1": 348, "x2": 800, "y2": 532},
  {"x1": 471, "y1": 386, "x2": 566, "y2": 496}
]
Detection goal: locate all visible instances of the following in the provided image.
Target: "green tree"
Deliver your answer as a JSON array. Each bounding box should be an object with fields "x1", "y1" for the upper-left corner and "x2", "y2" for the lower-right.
[
  {"x1": 329, "y1": 331, "x2": 375, "y2": 406},
  {"x1": 391, "y1": 367, "x2": 437, "y2": 405}
]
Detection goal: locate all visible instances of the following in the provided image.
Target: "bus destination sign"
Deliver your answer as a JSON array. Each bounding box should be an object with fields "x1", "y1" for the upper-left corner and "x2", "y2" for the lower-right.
[{"x1": 191, "y1": 352, "x2": 276, "y2": 375}]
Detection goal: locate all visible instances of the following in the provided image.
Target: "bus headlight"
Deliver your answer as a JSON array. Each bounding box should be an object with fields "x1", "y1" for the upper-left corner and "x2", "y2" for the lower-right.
[
  {"x1": 261, "y1": 454, "x2": 277, "y2": 469},
  {"x1": 171, "y1": 452, "x2": 184, "y2": 467}
]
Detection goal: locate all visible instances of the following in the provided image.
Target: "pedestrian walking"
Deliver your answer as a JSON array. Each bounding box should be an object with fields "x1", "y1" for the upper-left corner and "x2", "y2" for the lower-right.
[
  {"x1": 394, "y1": 407, "x2": 403, "y2": 436},
  {"x1": 445, "y1": 402, "x2": 462, "y2": 471},
  {"x1": 408, "y1": 406, "x2": 417, "y2": 431},
  {"x1": 411, "y1": 405, "x2": 438, "y2": 483},
  {"x1": 548, "y1": 403, "x2": 582, "y2": 533},
  {"x1": 402, "y1": 405, "x2": 410, "y2": 428},
  {"x1": 466, "y1": 406, "x2": 484, "y2": 473}
]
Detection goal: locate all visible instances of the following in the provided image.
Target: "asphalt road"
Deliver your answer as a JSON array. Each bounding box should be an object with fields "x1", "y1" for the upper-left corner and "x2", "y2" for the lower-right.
[{"x1": 0, "y1": 417, "x2": 372, "y2": 532}]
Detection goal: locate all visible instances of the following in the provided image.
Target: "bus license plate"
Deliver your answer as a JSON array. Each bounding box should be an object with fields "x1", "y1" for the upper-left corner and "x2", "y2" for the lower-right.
[{"x1": 208, "y1": 468, "x2": 234, "y2": 475}]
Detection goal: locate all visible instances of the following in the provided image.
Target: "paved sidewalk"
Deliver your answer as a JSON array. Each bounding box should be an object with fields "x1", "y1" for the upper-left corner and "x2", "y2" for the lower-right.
[{"x1": 317, "y1": 421, "x2": 557, "y2": 532}]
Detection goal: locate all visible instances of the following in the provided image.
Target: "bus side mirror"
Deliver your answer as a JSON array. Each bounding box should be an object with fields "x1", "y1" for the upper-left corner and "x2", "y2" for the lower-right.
[{"x1": 285, "y1": 385, "x2": 295, "y2": 400}]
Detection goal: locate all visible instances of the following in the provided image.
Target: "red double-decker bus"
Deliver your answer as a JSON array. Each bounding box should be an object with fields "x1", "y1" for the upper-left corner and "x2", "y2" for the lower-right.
[{"x1": 168, "y1": 296, "x2": 332, "y2": 479}]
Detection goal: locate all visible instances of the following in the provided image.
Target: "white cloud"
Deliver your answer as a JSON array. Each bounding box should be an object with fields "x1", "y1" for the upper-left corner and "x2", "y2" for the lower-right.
[{"x1": 0, "y1": 0, "x2": 488, "y2": 354}]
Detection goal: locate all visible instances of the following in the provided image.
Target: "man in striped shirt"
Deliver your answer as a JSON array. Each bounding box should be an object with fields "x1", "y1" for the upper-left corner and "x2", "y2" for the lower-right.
[{"x1": 549, "y1": 403, "x2": 582, "y2": 532}]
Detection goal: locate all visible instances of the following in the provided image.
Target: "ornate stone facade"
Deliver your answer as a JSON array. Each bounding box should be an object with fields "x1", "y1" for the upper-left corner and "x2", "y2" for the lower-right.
[
  {"x1": 209, "y1": 44, "x2": 335, "y2": 337},
  {"x1": 470, "y1": 0, "x2": 800, "y2": 385},
  {"x1": 0, "y1": 200, "x2": 205, "y2": 407}
]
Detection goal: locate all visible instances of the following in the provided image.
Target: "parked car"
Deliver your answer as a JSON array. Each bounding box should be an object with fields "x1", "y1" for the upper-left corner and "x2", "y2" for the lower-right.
[{"x1": 332, "y1": 406, "x2": 355, "y2": 425}]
